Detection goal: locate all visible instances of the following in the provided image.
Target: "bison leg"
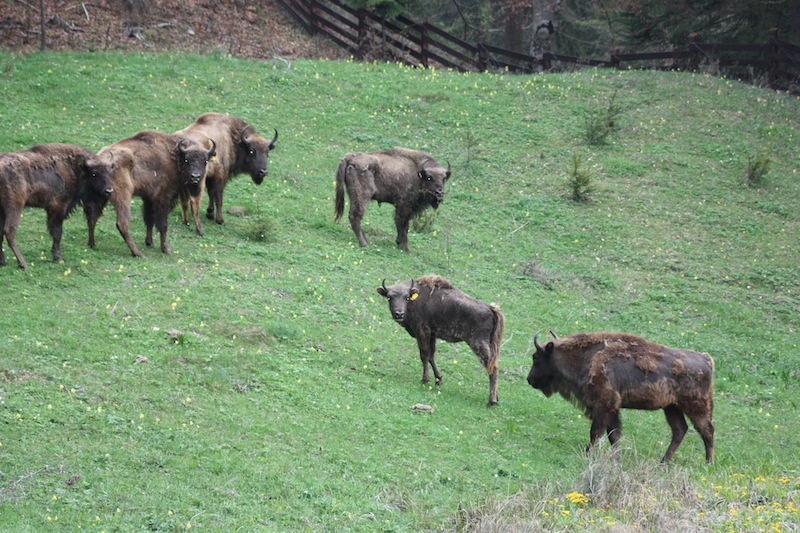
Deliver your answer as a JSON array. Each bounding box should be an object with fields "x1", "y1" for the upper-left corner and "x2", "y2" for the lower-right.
[
  {"x1": 2, "y1": 209, "x2": 27, "y2": 269},
  {"x1": 606, "y1": 412, "x2": 622, "y2": 457},
  {"x1": 143, "y1": 201, "x2": 156, "y2": 248},
  {"x1": 687, "y1": 410, "x2": 715, "y2": 464},
  {"x1": 83, "y1": 203, "x2": 102, "y2": 248},
  {"x1": 348, "y1": 201, "x2": 369, "y2": 247},
  {"x1": 206, "y1": 179, "x2": 225, "y2": 225},
  {"x1": 416, "y1": 335, "x2": 442, "y2": 385},
  {"x1": 189, "y1": 188, "x2": 204, "y2": 236},
  {"x1": 113, "y1": 199, "x2": 144, "y2": 258},
  {"x1": 0, "y1": 209, "x2": 5, "y2": 265},
  {"x1": 46, "y1": 211, "x2": 65, "y2": 263},
  {"x1": 467, "y1": 340, "x2": 499, "y2": 407},
  {"x1": 394, "y1": 209, "x2": 412, "y2": 253},
  {"x1": 661, "y1": 405, "x2": 689, "y2": 463},
  {"x1": 588, "y1": 411, "x2": 613, "y2": 455},
  {"x1": 155, "y1": 208, "x2": 172, "y2": 255}
]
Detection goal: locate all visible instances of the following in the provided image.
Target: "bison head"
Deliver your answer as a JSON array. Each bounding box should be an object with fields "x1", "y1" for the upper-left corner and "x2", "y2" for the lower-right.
[
  {"x1": 178, "y1": 137, "x2": 216, "y2": 192},
  {"x1": 238, "y1": 126, "x2": 278, "y2": 185},
  {"x1": 418, "y1": 160, "x2": 450, "y2": 208},
  {"x1": 377, "y1": 278, "x2": 419, "y2": 324},
  {"x1": 84, "y1": 152, "x2": 115, "y2": 199},
  {"x1": 527, "y1": 333, "x2": 557, "y2": 396}
]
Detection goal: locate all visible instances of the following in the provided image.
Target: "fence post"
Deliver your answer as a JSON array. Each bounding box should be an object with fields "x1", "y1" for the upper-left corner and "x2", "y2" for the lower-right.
[
  {"x1": 357, "y1": 9, "x2": 367, "y2": 61},
  {"x1": 687, "y1": 32, "x2": 700, "y2": 71},
  {"x1": 306, "y1": 0, "x2": 317, "y2": 36},
  {"x1": 768, "y1": 27, "x2": 779, "y2": 90},
  {"x1": 477, "y1": 43, "x2": 488, "y2": 72},
  {"x1": 419, "y1": 23, "x2": 429, "y2": 68},
  {"x1": 39, "y1": 0, "x2": 45, "y2": 51}
]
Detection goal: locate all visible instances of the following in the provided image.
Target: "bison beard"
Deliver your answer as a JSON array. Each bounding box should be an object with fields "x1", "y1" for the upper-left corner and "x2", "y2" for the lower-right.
[
  {"x1": 527, "y1": 331, "x2": 715, "y2": 463},
  {"x1": 377, "y1": 275, "x2": 504, "y2": 407},
  {"x1": 335, "y1": 147, "x2": 450, "y2": 253}
]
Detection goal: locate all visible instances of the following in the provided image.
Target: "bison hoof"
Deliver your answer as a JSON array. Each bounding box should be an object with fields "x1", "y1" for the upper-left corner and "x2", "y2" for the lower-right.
[{"x1": 487, "y1": 400, "x2": 498, "y2": 408}]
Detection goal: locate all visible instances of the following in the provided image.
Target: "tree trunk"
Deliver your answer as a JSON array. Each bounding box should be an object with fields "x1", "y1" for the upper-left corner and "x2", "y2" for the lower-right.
[
  {"x1": 40, "y1": 0, "x2": 45, "y2": 51},
  {"x1": 530, "y1": 0, "x2": 559, "y2": 57}
]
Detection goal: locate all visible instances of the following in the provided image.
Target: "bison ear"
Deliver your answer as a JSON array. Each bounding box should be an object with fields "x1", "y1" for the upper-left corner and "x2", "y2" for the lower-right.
[
  {"x1": 545, "y1": 342, "x2": 555, "y2": 356},
  {"x1": 377, "y1": 286, "x2": 388, "y2": 297},
  {"x1": 409, "y1": 287, "x2": 419, "y2": 301}
]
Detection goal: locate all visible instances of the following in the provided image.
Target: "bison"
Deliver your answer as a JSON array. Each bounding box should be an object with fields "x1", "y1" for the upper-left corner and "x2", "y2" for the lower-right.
[
  {"x1": 175, "y1": 112, "x2": 278, "y2": 232},
  {"x1": 527, "y1": 331, "x2": 715, "y2": 463},
  {"x1": 377, "y1": 275, "x2": 504, "y2": 407},
  {"x1": 87, "y1": 131, "x2": 216, "y2": 258},
  {"x1": 335, "y1": 148, "x2": 450, "y2": 252},
  {"x1": 0, "y1": 143, "x2": 114, "y2": 269}
]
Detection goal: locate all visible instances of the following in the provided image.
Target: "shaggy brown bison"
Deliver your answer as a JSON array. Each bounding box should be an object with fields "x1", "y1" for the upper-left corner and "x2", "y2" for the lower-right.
[
  {"x1": 175, "y1": 113, "x2": 278, "y2": 232},
  {"x1": 0, "y1": 143, "x2": 113, "y2": 269},
  {"x1": 527, "y1": 331, "x2": 715, "y2": 463},
  {"x1": 335, "y1": 148, "x2": 450, "y2": 252},
  {"x1": 88, "y1": 131, "x2": 216, "y2": 258},
  {"x1": 377, "y1": 275, "x2": 504, "y2": 406}
]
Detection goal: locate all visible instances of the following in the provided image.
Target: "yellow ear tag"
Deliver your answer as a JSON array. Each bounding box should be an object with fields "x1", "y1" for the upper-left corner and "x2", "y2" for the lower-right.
[
  {"x1": 210, "y1": 156, "x2": 217, "y2": 161},
  {"x1": 410, "y1": 293, "x2": 418, "y2": 301}
]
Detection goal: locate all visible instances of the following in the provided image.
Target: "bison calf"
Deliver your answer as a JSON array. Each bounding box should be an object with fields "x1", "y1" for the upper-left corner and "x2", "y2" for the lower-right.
[
  {"x1": 0, "y1": 143, "x2": 113, "y2": 269},
  {"x1": 377, "y1": 275, "x2": 504, "y2": 406},
  {"x1": 175, "y1": 112, "x2": 278, "y2": 232},
  {"x1": 335, "y1": 147, "x2": 450, "y2": 252},
  {"x1": 89, "y1": 131, "x2": 216, "y2": 258},
  {"x1": 527, "y1": 331, "x2": 715, "y2": 463}
]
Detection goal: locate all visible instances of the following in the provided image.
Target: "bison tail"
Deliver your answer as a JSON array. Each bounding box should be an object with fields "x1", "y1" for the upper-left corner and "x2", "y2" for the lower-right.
[
  {"x1": 334, "y1": 158, "x2": 348, "y2": 221},
  {"x1": 489, "y1": 304, "x2": 505, "y2": 365}
]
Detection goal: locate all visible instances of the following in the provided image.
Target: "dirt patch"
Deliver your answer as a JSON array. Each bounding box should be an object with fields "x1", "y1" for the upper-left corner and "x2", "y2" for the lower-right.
[{"x1": 0, "y1": 0, "x2": 347, "y2": 60}]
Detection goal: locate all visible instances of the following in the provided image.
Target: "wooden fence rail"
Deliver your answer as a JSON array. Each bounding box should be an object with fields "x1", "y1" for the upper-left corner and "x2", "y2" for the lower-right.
[{"x1": 275, "y1": 0, "x2": 799, "y2": 91}]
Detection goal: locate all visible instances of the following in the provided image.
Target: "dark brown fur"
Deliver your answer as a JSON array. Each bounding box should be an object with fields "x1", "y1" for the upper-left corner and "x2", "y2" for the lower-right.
[
  {"x1": 87, "y1": 131, "x2": 215, "y2": 257},
  {"x1": 377, "y1": 274, "x2": 504, "y2": 406},
  {"x1": 335, "y1": 147, "x2": 450, "y2": 252},
  {"x1": 175, "y1": 113, "x2": 278, "y2": 231},
  {"x1": 0, "y1": 143, "x2": 113, "y2": 269},
  {"x1": 527, "y1": 331, "x2": 715, "y2": 463}
]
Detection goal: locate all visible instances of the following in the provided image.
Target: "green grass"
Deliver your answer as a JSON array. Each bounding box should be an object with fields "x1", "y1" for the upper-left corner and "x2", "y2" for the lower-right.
[{"x1": 0, "y1": 51, "x2": 798, "y2": 531}]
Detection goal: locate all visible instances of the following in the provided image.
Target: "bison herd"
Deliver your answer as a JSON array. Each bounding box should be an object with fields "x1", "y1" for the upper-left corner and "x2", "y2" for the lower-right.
[
  {"x1": 0, "y1": 114, "x2": 714, "y2": 463},
  {"x1": 0, "y1": 113, "x2": 276, "y2": 267}
]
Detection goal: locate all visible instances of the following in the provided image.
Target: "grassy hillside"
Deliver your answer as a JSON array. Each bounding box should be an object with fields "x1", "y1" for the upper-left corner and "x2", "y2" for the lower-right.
[{"x1": 0, "y1": 51, "x2": 798, "y2": 531}]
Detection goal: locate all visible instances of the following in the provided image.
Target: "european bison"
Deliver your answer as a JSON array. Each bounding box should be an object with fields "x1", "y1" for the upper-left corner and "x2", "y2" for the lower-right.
[
  {"x1": 527, "y1": 331, "x2": 715, "y2": 463},
  {"x1": 377, "y1": 275, "x2": 504, "y2": 406},
  {"x1": 335, "y1": 148, "x2": 450, "y2": 252},
  {"x1": 175, "y1": 112, "x2": 278, "y2": 231},
  {"x1": 0, "y1": 143, "x2": 114, "y2": 269},
  {"x1": 88, "y1": 131, "x2": 216, "y2": 258}
]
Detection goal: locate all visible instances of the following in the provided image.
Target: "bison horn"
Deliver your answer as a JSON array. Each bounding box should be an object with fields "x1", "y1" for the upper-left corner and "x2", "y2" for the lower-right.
[
  {"x1": 534, "y1": 333, "x2": 543, "y2": 353},
  {"x1": 550, "y1": 330, "x2": 558, "y2": 339},
  {"x1": 381, "y1": 278, "x2": 388, "y2": 292},
  {"x1": 240, "y1": 124, "x2": 255, "y2": 144},
  {"x1": 208, "y1": 138, "x2": 217, "y2": 158},
  {"x1": 446, "y1": 160, "x2": 451, "y2": 178},
  {"x1": 270, "y1": 128, "x2": 278, "y2": 147}
]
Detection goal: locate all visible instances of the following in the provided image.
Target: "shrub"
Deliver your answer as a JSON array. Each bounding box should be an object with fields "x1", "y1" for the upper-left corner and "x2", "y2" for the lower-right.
[
  {"x1": 566, "y1": 153, "x2": 596, "y2": 202},
  {"x1": 584, "y1": 90, "x2": 623, "y2": 146},
  {"x1": 743, "y1": 149, "x2": 771, "y2": 188}
]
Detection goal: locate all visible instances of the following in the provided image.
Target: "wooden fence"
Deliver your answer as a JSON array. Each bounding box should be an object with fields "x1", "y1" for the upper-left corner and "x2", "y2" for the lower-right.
[{"x1": 275, "y1": 0, "x2": 799, "y2": 91}]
